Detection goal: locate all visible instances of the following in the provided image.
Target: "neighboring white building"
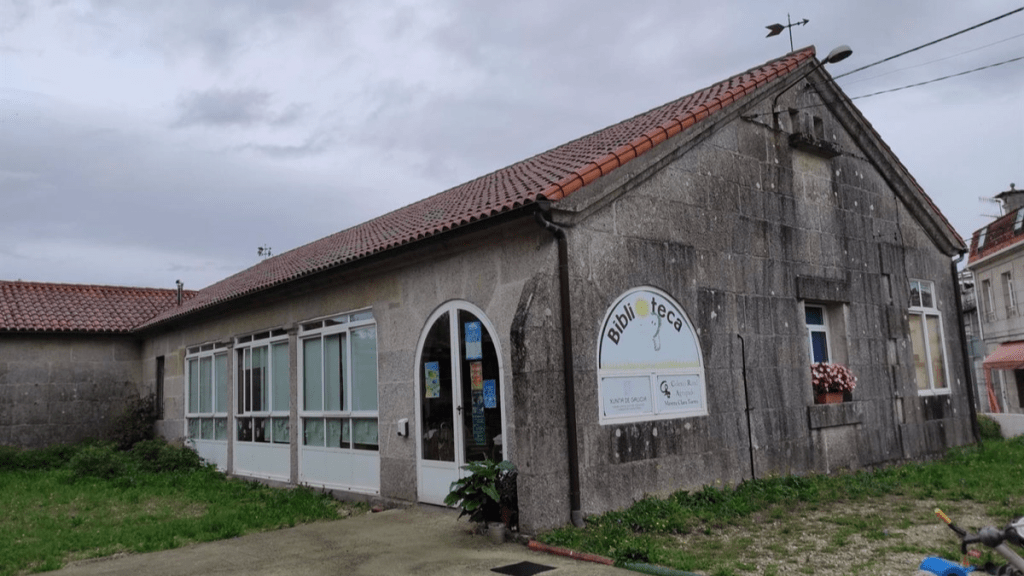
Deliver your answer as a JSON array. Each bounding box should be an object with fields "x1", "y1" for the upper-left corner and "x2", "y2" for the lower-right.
[{"x1": 966, "y1": 184, "x2": 1024, "y2": 415}]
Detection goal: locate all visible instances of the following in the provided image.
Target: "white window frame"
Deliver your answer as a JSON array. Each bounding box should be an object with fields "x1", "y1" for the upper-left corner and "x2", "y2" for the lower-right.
[
  {"x1": 908, "y1": 279, "x2": 951, "y2": 395},
  {"x1": 298, "y1": 309, "x2": 379, "y2": 452},
  {"x1": 1015, "y1": 210, "x2": 1024, "y2": 233},
  {"x1": 235, "y1": 329, "x2": 290, "y2": 444},
  {"x1": 1002, "y1": 271, "x2": 1017, "y2": 316},
  {"x1": 977, "y1": 228, "x2": 987, "y2": 251},
  {"x1": 982, "y1": 278, "x2": 996, "y2": 322},
  {"x1": 804, "y1": 304, "x2": 832, "y2": 364},
  {"x1": 185, "y1": 343, "x2": 229, "y2": 442}
]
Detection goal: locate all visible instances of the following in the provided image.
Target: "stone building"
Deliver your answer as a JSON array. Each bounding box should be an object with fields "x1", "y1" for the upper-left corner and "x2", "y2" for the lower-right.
[
  {"x1": 0, "y1": 281, "x2": 192, "y2": 448},
  {"x1": 1, "y1": 47, "x2": 974, "y2": 533},
  {"x1": 966, "y1": 185, "x2": 1024, "y2": 415}
]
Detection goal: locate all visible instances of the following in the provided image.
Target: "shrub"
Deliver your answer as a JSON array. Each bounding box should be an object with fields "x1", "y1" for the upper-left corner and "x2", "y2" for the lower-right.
[
  {"x1": 68, "y1": 444, "x2": 132, "y2": 479},
  {"x1": 977, "y1": 415, "x2": 1002, "y2": 441},
  {"x1": 109, "y1": 394, "x2": 159, "y2": 451},
  {"x1": 130, "y1": 439, "x2": 204, "y2": 473}
]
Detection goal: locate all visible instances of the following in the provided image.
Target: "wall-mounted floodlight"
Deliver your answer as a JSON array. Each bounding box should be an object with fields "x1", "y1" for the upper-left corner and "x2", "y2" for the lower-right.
[{"x1": 769, "y1": 45, "x2": 854, "y2": 129}]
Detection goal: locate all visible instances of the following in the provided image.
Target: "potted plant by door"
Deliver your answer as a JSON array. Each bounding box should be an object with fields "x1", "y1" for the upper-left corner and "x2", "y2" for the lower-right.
[
  {"x1": 444, "y1": 459, "x2": 517, "y2": 544},
  {"x1": 811, "y1": 362, "x2": 857, "y2": 404}
]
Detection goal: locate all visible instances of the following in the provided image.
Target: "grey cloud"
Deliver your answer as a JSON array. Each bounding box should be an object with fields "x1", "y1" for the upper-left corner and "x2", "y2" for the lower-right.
[{"x1": 173, "y1": 89, "x2": 273, "y2": 127}]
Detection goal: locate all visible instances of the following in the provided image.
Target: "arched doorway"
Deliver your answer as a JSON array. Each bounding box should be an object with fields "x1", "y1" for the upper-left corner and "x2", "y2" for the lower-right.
[{"x1": 415, "y1": 302, "x2": 506, "y2": 505}]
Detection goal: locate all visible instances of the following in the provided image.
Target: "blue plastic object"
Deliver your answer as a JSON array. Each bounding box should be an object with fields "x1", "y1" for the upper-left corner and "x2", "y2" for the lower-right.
[{"x1": 918, "y1": 557, "x2": 974, "y2": 575}]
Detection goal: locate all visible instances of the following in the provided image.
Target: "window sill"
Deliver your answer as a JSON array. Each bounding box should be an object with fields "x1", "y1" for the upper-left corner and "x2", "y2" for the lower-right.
[{"x1": 807, "y1": 401, "x2": 864, "y2": 430}]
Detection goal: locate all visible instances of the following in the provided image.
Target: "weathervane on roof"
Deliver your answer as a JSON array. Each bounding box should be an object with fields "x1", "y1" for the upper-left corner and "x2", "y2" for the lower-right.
[{"x1": 766, "y1": 14, "x2": 809, "y2": 51}]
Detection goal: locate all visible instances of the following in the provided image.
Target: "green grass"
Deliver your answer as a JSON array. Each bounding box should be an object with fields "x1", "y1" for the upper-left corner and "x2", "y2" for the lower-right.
[
  {"x1": 0, "y1": 441, "x2": 358, "y2": 576},
  {"x1": 539, "y1": 436, "x2": 1024, "y2": 573}
]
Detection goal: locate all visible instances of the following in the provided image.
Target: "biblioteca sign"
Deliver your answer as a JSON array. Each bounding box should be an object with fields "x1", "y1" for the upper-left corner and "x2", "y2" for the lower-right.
[{"x1": 598, "y1": 287, "x2": 707, "y2": 424}]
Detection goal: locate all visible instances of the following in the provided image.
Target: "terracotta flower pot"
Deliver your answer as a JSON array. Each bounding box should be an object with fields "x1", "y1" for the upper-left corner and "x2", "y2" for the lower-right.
[{"x1": 815, "y1": 391, "x2": 844, "y2": 404}]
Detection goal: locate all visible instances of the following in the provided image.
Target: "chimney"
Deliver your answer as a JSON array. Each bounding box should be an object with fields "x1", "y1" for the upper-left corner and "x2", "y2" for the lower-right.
[
  {"x1": 176, "y1": 280, "x2": 183, "y2": 306},
  {"x1": 996, "y1": 183, "x2": 1023, "y2": 214}
]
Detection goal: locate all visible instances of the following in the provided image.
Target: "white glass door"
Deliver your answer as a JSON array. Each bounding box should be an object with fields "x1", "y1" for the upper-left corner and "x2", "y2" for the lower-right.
[{"x1": 416, "y1": 303, "x2": 504, "y2": 505}]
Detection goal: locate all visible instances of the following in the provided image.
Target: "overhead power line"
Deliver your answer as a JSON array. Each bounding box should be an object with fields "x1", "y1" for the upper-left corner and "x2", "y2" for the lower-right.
[
  {"x1": 841, "y1": 32, "x2": 1024, "y2": 85},
  {"x1": 834, "y1": 6, "x2": 1024, "y2": 79},
  {"x1": 850, "y1": 55, "x2": 1024, "y2": 100}
]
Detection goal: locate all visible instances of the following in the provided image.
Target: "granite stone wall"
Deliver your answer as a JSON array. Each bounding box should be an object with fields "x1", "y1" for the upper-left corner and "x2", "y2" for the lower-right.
[{"x1": 0, "y1": 334, "x2": 143, "y2": 448}]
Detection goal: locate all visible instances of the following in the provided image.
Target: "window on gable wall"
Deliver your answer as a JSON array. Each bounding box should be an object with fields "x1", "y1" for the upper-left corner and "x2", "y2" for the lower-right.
[
  {"x1": 299, "y1": 310, "x2": 379, "y2": 451},
  {"x1": 186, "y1": 345, "x2": 228, "y2": 441},
  {"x1": 236, "y1": 330, "x2": 290, "y2": 444},
  {"x1": 908, "y1": 279, "x2": 950, "y2": 394},
  {"x1": 805, "y1": 305, "x2": 831, "y2": 363}
]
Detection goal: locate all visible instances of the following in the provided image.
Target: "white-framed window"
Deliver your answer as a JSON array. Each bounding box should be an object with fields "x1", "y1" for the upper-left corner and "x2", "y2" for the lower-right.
[
  {"x1": 908, "y1": 279, "x2": 950, "y2": 394},
  {"x1": 1015, "y1": 210, "x2": 1024, "y2": 233},
  {"x1": 596, "y1": 287, "x2": 707, "y2": 425},
  {"x1": 235, "y1": 329, "x2": 290, "y2": 444},
  {"x1": 299, "y1": 310, "x2": 379, "y2": 451},
  {"x1": 977, "y1": 228, "x2": 987, "y2": 252},
  {"x1": 1002, "y1": 271, "x2": 1017, "y2": 316},
  {"x1": 185, "y1": 343, "x2": 229, "y2": 441},
  {"x1": 804, "y1": 304, "x2": 831, "y2": 363},
  {"x1": 982, "y1": 278, "x2": 996, "y2": 322}
]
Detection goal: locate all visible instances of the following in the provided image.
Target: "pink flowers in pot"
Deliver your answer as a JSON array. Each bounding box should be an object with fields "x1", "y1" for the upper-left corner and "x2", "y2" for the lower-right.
[{"x1": 810, "y1": 362, "x2": 857, "y2": 395}]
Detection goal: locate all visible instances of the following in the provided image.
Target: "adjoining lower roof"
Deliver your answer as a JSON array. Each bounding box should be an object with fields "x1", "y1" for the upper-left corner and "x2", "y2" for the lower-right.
[
  {"x1": 0, "y1": 281, "x2": 194, "y2": 334},
  {"x1": 141, "y1": 47, "x2": 819, "y2": 329}
]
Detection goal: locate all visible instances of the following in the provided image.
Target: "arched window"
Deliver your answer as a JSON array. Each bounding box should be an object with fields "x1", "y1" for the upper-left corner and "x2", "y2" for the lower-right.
[{"x1": 597, "y1": 287, "x2": 707, "y2": 424}]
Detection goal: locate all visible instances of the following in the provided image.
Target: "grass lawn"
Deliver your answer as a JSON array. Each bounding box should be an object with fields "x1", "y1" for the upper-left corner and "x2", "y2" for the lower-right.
[
  {"x1": 538, "y1": 433, "x2": 1024, "y2": 575},
  {"x1": 0, "y1": 441, "x2": 362, "y2": 576}
]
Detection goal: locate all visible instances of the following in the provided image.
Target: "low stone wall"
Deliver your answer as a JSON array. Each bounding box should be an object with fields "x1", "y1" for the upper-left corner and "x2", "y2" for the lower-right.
[{"x1": 0, "y1": 334, "x2": 143, "y2": 448}]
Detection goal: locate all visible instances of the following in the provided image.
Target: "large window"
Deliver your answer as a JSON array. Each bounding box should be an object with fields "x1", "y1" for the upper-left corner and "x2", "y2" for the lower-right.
[
  {"x1": 908, "y1": 279, "x2": 950, "y2": 394},
  {"x1": 300, "y1": 310, "x2": 379, "y2": 451},
  {"x1": 185, "y1": 344, "x2": 229, "y2": 441},
  {"x1": 236, "y1": 330, "x2": 290, "y2": 443}
]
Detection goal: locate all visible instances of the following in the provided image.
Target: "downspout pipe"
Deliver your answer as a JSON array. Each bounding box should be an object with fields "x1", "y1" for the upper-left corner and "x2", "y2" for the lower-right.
[
  {"x1": 736, "y1": 334, "x2": 757, "y2": 480},
  {"x1": 534, "y1": 203, "x2": 585, "y2": 528},
  {"x1": 952, "y1": 253, "x2": 981, "y2": 443}
]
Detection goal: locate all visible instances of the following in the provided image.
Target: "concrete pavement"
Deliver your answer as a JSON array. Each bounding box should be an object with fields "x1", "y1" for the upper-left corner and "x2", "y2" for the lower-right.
[{"x1": 53, "y1": 505, "x2": 629, "y2": 576}]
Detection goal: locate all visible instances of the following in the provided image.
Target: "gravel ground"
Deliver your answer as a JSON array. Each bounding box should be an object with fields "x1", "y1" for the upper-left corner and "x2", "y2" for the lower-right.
[{"x1": 678, "y1": 499, "x2": 1016, "y2": 575}]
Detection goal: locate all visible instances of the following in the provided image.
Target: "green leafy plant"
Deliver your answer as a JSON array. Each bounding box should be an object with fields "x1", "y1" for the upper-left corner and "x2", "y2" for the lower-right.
[
  {"x1": 443, "y1": 459, "x2": 515, "y2": 524},
  {"x1": 977, "y1": 415, "x2": 1002, "y2": 441}
]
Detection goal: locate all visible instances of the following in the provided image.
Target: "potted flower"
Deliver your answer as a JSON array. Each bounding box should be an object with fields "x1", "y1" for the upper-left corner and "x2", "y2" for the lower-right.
[
  {"x1": 444, "y1": 459, "x2": 517, "y2": 543},
  {"x1": 810, "y1": 362, "x2": 856, "y2": 404}
]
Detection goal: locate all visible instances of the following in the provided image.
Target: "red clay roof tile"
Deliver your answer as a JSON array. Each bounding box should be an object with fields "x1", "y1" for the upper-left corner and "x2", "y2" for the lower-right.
[{"x1": 0, "y1": 281, "x2": 195, "y2": 333}]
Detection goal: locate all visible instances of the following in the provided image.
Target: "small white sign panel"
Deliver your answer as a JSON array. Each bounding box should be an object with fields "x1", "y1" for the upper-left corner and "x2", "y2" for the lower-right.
[
  {"x1": 601, "y1": 376, "x2": 653, "y2": 418},
  {"x1": 653, "y1": 374, "x2": 705, "y2": 415}
]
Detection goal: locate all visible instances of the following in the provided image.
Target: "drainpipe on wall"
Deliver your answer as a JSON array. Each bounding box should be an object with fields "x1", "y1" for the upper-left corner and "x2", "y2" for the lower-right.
[
  {"x1": 736, "y1": 334, "x2": 757, "y2": 480},
  {"x1": 534, "y1": 202, "x2": 585, "y2": 528},
  {"x1": 952, "y1": 253, "x2": 981, "y2": 443}
]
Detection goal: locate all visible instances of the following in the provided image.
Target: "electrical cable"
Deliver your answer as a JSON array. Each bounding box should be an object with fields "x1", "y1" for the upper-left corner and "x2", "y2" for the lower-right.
[
  {"x1": 834, "y1": 6, "x2": 1024, "y2": 79},
  {"x1": 850, "y1": 55, "x2": 1024, "y2": 100},
  {"x1": 842, "y1": 32, "x2": 1024, "y2": 86}
]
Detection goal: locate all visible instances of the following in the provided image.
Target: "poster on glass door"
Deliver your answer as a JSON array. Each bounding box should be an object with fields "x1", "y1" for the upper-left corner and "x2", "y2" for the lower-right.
[{"x1": 465, "y1": 322, "x2": 482, "y2": 360}]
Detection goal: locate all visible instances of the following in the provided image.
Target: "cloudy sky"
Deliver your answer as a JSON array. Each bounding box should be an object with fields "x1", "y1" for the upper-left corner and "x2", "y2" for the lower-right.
[{"x1": 1, "y1": 1, "x2": 1021, "y2": 290}]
